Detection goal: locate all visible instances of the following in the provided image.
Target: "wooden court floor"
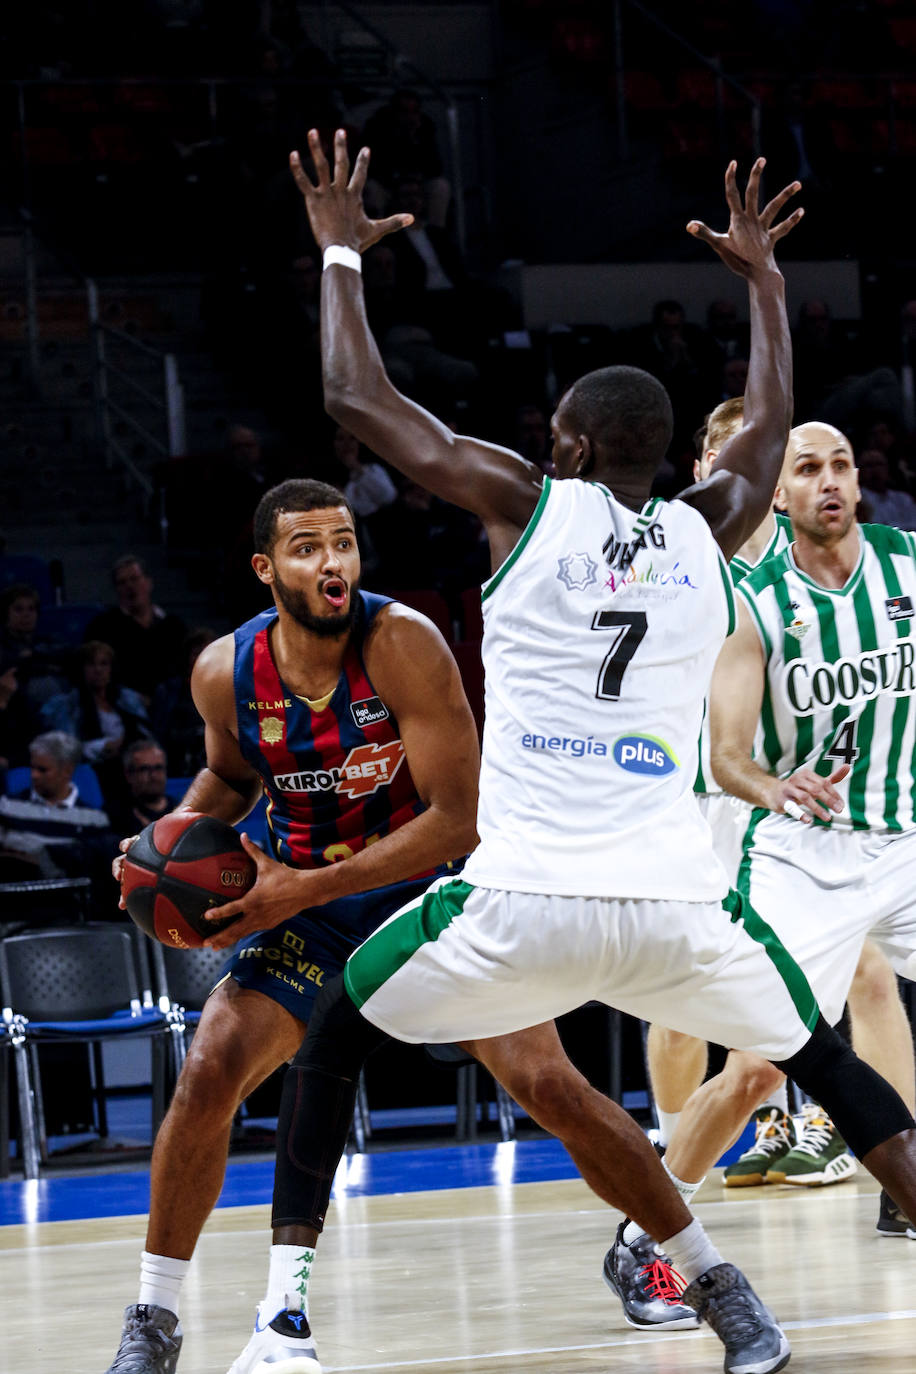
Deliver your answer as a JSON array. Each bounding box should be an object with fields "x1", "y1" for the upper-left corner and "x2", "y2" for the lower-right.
[{"x1": 4, "y1": 1168, "x2": 916, "y2": 1373}]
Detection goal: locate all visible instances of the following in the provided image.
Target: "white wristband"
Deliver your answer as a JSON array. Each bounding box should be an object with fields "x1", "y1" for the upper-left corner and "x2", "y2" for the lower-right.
[{"x1": 322, "y1": 244, "x2": 362, "y2": 274}]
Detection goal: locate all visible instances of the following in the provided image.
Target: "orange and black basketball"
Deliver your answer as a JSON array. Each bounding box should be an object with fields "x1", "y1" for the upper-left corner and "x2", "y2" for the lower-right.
[{"x1": 121, "y1": 811, "x2": 256, "y2": 949}]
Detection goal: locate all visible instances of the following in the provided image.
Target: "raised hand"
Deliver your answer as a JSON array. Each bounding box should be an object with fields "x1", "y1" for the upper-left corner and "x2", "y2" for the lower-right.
[
  {"x1": 290, "y1": 128, "x2": 414, "y2": 255},
  {"x1": 687, "y1": 159, "x2": 803, "y2": 278}
]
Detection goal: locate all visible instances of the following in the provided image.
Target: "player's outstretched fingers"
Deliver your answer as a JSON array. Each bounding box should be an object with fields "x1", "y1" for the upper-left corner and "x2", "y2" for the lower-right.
[
  {"x1": 770, "y1": 204, "x2": 805, "y2": 241},
  {"x1": 289, "y1": 149, "x2": 316, "y2": 194},
  {"x1": 348, "y1": 145, "x2": 370, "y2": 194},
  {"x1": 332, "y1": 127, "x2": 350, "y2": 184},
  {"x1": 306, "y1": 128, "x2": 330, "y2": 184},
  {"x1": 723, "y1": 159, "x2": 741, "y2": 212},
  {"x1": 741, "y1": 157, "x2": 766, "y2": 215},
  {"x1": 760, "y1": 180, "x2": 801, "y2": 228}
]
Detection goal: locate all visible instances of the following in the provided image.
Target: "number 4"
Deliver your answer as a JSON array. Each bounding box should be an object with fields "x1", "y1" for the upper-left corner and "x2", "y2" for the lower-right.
[
  {"x1": 592, "y1": 610, "x2": 648, "y2": 700},
  {"x1": 826, "y1": 718, "x2": 859, "y2": 767}
]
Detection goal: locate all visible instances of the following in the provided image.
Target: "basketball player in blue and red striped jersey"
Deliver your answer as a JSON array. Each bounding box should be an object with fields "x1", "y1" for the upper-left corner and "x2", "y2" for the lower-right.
[{"x1": 102, "y1": 476, "x2": 480, "y2": 1374}]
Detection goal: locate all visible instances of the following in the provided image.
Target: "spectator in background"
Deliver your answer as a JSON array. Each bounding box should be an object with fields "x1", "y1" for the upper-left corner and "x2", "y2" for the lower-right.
[
  {"x1": 335, "y1": 426, "x2": 398, "y2": 518},
  {"x1": 513, "y1": 403, "x2": 553, "y2": 476},
  {"x1": 792, "y1": 298, "x2": 861, "y2": 421},
  {"x1": 0, "y1": 581, "x2": 68, "y2": 709},
  {"x1": 332, "y1": 427, "x2": 398, "y2": 583},
  {"x1": 721, "y1": 356, "x2": 750, "y2": 400},
  {"x1": 107, "y1": 739, "x2": 181, "y2": 839},
  {"x1": 0, "y1": 730, "x2": 114, "y2": 888},
  {"x1": 0, "y1": 652, "x2": 34, "y2": 781},
  {"x1": 375, "y1": 480, "x2": 489, "y2": 600},
  {"x1": 39, "y1": 641, "x2": 151, "y2": 810},
  {"x1": 857, "y1": 448, "x2": 916, "y2": 531},
  {"x1": 151, "y1": 626, "x2": 216, "y2": 777},
  {"x1": 704, "y1": 298, "x2": 749, "y2": 369},
  {"x1": 85, "y1": 556, "x2": 187, "y2": 702},
  {"x1": 363, "y1": 88, "x2": 451, "y2": 228},
  {"x1": 627, "y1": 299, "x2": 715, "y2": 446}
]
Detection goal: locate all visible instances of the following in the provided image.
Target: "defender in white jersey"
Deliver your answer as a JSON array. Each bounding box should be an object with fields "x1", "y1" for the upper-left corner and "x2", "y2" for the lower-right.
[{"x1": 224, "y1": 140, "x2": 916, "y2": 1374}]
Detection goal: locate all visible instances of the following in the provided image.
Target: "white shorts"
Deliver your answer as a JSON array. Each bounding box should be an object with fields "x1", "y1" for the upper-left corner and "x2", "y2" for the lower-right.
[
  {"x1": 699, "y1": 791, "x2": 753, "y2": 884},
  {"x1": 740, "y1": 812, "x2": 916, "y2": 1026},
  {"x1": 343, "y1": 875, "x2": 818, "y2": 1062}
]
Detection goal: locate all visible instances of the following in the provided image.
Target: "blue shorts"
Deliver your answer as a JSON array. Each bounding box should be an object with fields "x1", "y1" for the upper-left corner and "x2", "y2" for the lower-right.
[{"x1": 222, "y1": 875, "x2": 437, "y2": 1023}]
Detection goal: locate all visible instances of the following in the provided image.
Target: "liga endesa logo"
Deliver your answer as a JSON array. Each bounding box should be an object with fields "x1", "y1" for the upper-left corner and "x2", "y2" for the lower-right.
[{"x1": 273, "y1": 740, "x2": 406, "y2": 799}]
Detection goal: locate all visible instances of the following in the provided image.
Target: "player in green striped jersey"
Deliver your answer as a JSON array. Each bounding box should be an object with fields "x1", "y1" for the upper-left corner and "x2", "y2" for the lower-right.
[{"x1": 651, "y1": 421, "x2": 916, "y2": 1239}]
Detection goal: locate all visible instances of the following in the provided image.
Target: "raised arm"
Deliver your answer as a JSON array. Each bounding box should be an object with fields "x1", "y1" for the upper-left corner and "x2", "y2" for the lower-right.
[
  {"x1": 710, "y1": 598, "x2": 847, "y2": 820},
  {"x1": 678, "y1": 160, "x2": 803, "y2": 561},
  {"x1": 290, "y1": 130, "x2": 542, "y2": 555}
]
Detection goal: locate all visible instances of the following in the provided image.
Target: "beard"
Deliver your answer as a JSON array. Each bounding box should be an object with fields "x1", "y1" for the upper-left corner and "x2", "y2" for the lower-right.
[{"x1": 272, "y1": 568, "x2": 360, "y2": 638}]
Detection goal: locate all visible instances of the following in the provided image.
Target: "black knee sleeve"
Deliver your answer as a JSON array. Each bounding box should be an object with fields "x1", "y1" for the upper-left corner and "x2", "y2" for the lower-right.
[
  {"x1": 271, "y1": 974, "x2": 389, "y2": 1232},
  {"x1": 774, "y1": 1014, "x2": 915, "y2": 1160}
]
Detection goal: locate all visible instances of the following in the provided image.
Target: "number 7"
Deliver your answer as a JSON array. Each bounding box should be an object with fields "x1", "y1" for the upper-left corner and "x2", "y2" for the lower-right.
[{"x1": 592, "y1": 610, "x2": 648, "y2": 700}]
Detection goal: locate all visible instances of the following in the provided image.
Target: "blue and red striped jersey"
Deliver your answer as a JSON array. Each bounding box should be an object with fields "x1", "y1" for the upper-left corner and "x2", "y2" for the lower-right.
[{"x1": 233, "y1": 592, "x2": 442, "y2": 938}]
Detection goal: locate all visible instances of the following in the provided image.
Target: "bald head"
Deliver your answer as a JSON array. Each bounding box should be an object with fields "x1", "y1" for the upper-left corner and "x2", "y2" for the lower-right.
[
  {"x1": 785, "y1": 421, "x2": 852, "y2": 467},
  {"x1": 777, "y1": 421, "x2": 859, "y2": 544}
]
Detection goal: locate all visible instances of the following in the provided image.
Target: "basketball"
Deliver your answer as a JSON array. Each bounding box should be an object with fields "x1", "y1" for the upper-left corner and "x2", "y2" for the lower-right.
[{"x1": 121, "y1": 811, "x2": 256, "y2": 949}]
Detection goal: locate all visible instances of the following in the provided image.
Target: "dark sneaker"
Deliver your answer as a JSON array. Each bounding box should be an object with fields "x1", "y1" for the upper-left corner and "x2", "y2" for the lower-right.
[
  {"x1": 602, "y1": 1222, "x2": 700, "y2": 1330},
  {"x1": 226, "y1": 1306, "x2": 321, "y2": 1373},
  {"x1": 877, "y1": 1188, "x2": 911, "y2": 1236},
  {"x1": 723, "y1": 1107, "x2": 796, "y2": 1187},
  {"x1": 769, "y1": 1102, "x2": 856, "y2": 1186},
  {"x1": 104, "y1": 1304, "x2": 182, "y2": 1374},
  {"x1": 683, "y1": 1263, "x2": 790, "y2": 1374}
]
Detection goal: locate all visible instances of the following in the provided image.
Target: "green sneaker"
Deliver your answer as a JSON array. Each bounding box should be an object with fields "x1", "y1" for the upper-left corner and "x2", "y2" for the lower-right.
[
  {"x1": 769, "y1": 1101, "x2": 857, "y2": 1185},
  {"x1": 723, "y1": 1106, "x2": 796, "y2": 1187}
]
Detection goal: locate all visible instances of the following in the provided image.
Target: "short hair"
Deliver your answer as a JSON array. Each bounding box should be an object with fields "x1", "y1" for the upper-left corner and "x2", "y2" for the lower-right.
[
  {"x1": 253, "y1": 479, "x2": 354, "y2": 554},
  {"x1": 0, "y1": 581, "x2": 40, "y2": 618},
  {"x1": 30, "y1": 730, "x2": 82, "y2": 771},
  {"x1": 123, "y1": 738, "x2": 166, "y2": 769},
  {"x1": 111, "y1": 553, "x2": 149, "y2": 583},
  {"x1": 562, "y1": 366, "x2": 674, "y2": 472},
  {"x1": 700, "y1": 397, "x2": 745, "y2": 457}
]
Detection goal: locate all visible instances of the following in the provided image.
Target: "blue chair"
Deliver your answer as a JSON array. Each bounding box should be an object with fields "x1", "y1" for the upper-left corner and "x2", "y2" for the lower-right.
[
  {"x1": 0, "y1": 554, "x2": 58, "y2": 608},
  {"x1": 0, "y1": 925, "x2": 185, "y2": 1177},
  {"x1": 150, "y1": 941, "x2": 230, "y2": 1037},
  {"x1": 37, "y1": 601, "x2": 105, "y2": 646},
  {"x1": 4, "y1": 763, "x2": 105, "y2": 811}
]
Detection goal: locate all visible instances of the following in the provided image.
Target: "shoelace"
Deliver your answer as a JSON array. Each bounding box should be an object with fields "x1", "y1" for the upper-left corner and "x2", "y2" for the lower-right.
[
  {"x1": 737, "y1": 1109, "x2": 792, "y2": 1159},
  {"x1": 792, "y1": 1115, "x2": 835, "y2": 1158},
  {"x1": 704, "y1": 1282, "x2": 764, "y2": 1347},
  {"x1": 110, "y1": 1314, "x2": 175, "y2": 1372},
  {"x1": 639, "y1": 1257, "x2": 689, "y2": 1306}
]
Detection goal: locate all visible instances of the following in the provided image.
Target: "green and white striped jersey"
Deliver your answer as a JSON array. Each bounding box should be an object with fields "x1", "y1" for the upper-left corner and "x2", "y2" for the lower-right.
[
  {"x1": 695, "y1": 511, "x2": 793, "y2": 793},
  {"x1": 738, "y1": 522, "x2": 916, "y2": 831}
]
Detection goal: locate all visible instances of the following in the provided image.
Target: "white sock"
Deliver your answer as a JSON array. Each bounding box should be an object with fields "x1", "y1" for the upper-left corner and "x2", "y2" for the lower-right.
[
  {"x1": 662, "y1": 1156, "x2": 705, "y2": 1205},
  {"x1": 621, "y1": 1158, "x2": 705, "y2": 1248},
  {"x1": 659, "y1": 1218, "x2": 724, "y2": 1285},
  {"x1": 263, "y1": 1244, "x2": 316, "y2": 1318},
  {"x1": 654, "y1": 1108, "x2": 681, "y2": 1146},
  {"x1": 138, "y1": 1251, "x2": 190, "y2": 1317},
  {"x1": 760, "y1": 1081, "x2": 789, "y2": 1115}
]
